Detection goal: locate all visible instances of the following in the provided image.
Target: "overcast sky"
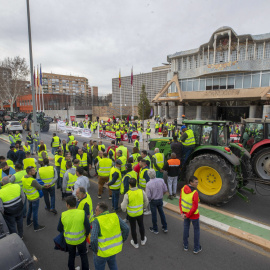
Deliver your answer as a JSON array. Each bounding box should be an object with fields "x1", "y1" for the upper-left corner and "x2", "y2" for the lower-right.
[{"x1": 1, "y1": 0, "x2": 269, "y2": 94}]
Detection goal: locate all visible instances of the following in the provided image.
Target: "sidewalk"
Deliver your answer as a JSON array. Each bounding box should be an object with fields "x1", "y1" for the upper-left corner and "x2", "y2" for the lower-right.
[{"x1": 163, "y1": 194, "x2": 270, "y2": 250}]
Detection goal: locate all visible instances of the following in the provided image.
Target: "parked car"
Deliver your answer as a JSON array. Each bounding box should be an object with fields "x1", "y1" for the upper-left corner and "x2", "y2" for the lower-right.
[{"x1": 6, "y1": 121, "x2": 23, "y2": 133}]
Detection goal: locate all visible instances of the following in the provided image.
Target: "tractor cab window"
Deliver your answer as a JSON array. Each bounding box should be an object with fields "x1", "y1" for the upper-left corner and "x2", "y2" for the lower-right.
[
  {"x1": 242, "y1": 123, "x2": 264, "y2": 150},
  {"x1": 201, "y1": 125, "x2": 227, "y2": 146},
  {"x1": 186, "y1": 124, "x2": 201, "y2": 144},
  {"x1": 201, "y1": 126, "x2": 213, "y2": 145}
]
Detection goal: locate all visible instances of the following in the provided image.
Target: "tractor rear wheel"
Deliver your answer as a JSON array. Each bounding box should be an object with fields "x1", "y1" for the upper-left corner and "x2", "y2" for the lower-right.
[
  {"x1": 186, "y1": 154, "x2": 237, "y2": 205},
  {"x1": 252, "y1": 148, "x2": 270, "y2": 180},
  {"x1": 241, "y1": 154, "x2": 253, "y2": 185},
  {"x1": 41, "y1": 121, "x2": 50, "y2": 132}
]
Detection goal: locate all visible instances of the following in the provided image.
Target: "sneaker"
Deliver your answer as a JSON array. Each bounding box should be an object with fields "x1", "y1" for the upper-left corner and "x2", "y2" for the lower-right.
[
  {"x1": 183, "y1": 244, "x2": 188, "y2": 251},
  {"x1": 34, "y1": 225, "x2": 45, "y2": 232},
  {"x1": 162, "y1": 228, "x2": 168, "y2": 233},
  {"x1": 75, "y1": 267, "x2": 80, "y2": 270},
  {"x1": 27, "y1": 221, "x2": 33, "y2": 227},
  {"x1": 143, "y1": 210, "x2": 151, "y2": 216},
  {"x1": 141, "y1": 237, "x2": 147, "y2": 246},
  {"x1": 193, "y1": 246, "x2": 202, "y2": 254},
  {"x1": 109, "y1": 196, "x2": 112, "y2": 200},
  {"x1": 50, "y1": 209, "x2": 57, "y2": 214},
  {"x1": 98, "y1": 195, "x2": 102, "y2": 199},
  {"x1": 168, "y1": 195, "x2": 173, "y2": 200},
  {"x1": 130, "y1": 240, "x2": 139, "y2": 249},
  {"x1": 149, "y1": 227, "x2": 159, "y2": 234}
]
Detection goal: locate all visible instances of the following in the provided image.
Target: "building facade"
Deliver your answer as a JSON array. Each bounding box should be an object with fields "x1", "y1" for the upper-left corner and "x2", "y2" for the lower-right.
[
  {"x1": 42, "y1": 73, "x2": 89, "y2": 96},
  {"x1": 112, "y1": 66, "x2": 170, "y2": 108},
  {"x1": 153, "y1": 26, "x2": 270, "y2": 122}
]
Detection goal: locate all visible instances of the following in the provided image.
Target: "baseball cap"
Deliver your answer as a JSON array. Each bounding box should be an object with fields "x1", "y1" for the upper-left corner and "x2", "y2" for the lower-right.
[
  {"x1": 180, "y1": 125, "x2": 187, "y2": 131},
  {"x1": 116, "y1": 159, "x2": 122, "y2": 165}
]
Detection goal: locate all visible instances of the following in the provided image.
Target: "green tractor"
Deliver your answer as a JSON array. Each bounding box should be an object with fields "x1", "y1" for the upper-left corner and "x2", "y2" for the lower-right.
[
  {"x1": 148, "y1": 120, "x2": 252, "y2": 205},
  {"x1": 23, "y1": 112, "x2": 50, "y2": 132}
]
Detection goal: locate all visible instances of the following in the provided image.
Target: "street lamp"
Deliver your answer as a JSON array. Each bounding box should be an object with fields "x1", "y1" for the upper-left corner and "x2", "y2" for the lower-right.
[{"x1": 26, "y1": 0, "x2": 39, "y2": 133}]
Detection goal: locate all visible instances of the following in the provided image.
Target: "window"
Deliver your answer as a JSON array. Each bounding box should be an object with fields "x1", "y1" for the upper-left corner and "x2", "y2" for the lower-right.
[
  {"x1": 213, "y1": 77, "x2": 219, "y2": 90},
  {"x1": 223, "y1": 50, "x2": 228, "y2": 62},
  {"x1": 194, "y1": 55, "x2": 198, "y2": 68},
  {"x1": 256, "y1": 44, "x2": 263, "y2": 59},
  {"x1": 251, "y1": 73, "x2": 260, "y2": 87},
  {"x1": 247, "y1": 44, "x2": 254, "y2": 60},
  {"x1": 261, "y1": 72, "x2": 270, "y2": 86},
  {"x1": 243, "y1": 74, "x2": 251, "y2": 88},
  {"x1": 183, "y1": 57, "x2": 187, "y2": 70},
  {"x1": 231, "y1": 50, "x2": 237, "y2": 61},
  {"x1": 209, "y1": 52, "x2": 213, "y2": 64},
  {"x1": 206, "y1": 78, "x2": 212, "y2": 90},
  {"x1": 178, "y1": 58, "x2": 182, "y2": 70},
  {"x1": 239, "y1": 46, "x2": 245, "y2": 60},
  {"x1": 199, "y1": 79, "x2": 206, "y2": 90},
  {"x1": 220, "y1": 77, "x2": 226, "y2": 89},
  {"x1": 188, "y1": 57, "x2": 193, "y2": 69},
  {"x1": 187, "y1": 81, "x2": 193, "y2": 91},
  {"x1": 228, "y1": 76, "x2": 235, "y2": 89},
  {"x1": 193, "y1": 79, "x2": 199, "y2": 91},
  {"x1": 216, "y1": 51, "x2": 222, "y2": 63},
  {"x1": 265, "y1": 43, "x2": 270, "y2": 58},
  {"x1": 235, "y1": 74, "x2": 243, "y2": 88},
  {"x1": 203, "y1": 54, "x2": 207, "y2": 65}
]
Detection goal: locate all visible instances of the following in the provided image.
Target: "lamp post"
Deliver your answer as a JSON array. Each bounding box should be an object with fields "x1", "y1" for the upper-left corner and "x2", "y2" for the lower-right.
[{"x1": 26, "y1": 0, "x2": 39, "y2": 133}]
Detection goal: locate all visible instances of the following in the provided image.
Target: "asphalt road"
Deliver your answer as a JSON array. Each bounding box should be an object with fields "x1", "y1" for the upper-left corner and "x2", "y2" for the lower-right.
[
  {"x1": 17, "y1": 127, "x2": 270, "y2": 225},
  {"x1": 1, "y1": 135, "x2": 270, "y2": 269}
]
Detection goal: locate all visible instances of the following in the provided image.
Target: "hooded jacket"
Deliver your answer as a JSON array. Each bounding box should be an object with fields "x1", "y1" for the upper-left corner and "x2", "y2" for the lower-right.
[{"x1": 179, "y1": 184, "x2": 199, "y2": 219}]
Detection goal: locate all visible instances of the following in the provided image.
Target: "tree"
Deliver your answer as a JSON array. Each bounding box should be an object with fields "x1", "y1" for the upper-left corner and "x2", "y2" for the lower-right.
[
  {"x1": 138, "y1": 84, "x2": 151, "y2": 120},
  {"x1": 0, "y1": 56, "x2": 29, "y2": 112}
]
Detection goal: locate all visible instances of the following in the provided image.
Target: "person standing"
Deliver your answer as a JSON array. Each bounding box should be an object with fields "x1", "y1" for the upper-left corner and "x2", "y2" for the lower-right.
[
  {"x1": 121, "y1": 178, "x2": 148, "y2": 248},
  {"x1": 54, "y1": 150, "x2": 63, "y2": 189},
  {"x1": 120, "y1": 163, "x2": 137, "y2": 195},
  {"x1": 146, "y1": 126, "x2": 151, "y2": 141},
  {"x1": 58, "y1": 196, "x2": 90, "y2": 270},
  {"x1": 23, "y1": 152, "x2": 37, "y2": 169},
  {"x1": 61, "y1": 140, "x2": 69, "y2": 155},
  {"x1": 0, "y1": 177, "x2": 24, "y2": 238},
  {"x1": 0, "y1": 162, "x2": 16, "y2": 181},
  {"x1": 33, "y1": 131, "x2": 40, "y2": 154},
  {"x1": 134, "y1": 136, "x2": 140, "y2": 150},
  {"x1": 14, "y1": 131, "x2": 22, "y2": 146},
  {"x1": 141, "y1": 150, "x2": 151, "y2": 167},
  {"x1": 76, "y1": 148, "x2": 89, "y2": 173},
  {"x1": 91, "y1": 202, "x2": 129, "y2": 270},
  {"x1": 115, "y1": 129, "x2": 121, "y2": 145},
  {"x1": 26, "y1": 132, "x2": 34, "y2": 155},
  {"x1": 180, "y1": 125, "x2": 195, "y2": 164},
  {"x1": 15, "y1": 145, "x2": 26, "y2": 166},
  {"x1": 97, "y1": 152, "x2": 113, "y2": 199},
  {"x1": 72, "y1": 167, "x2": 90, "y2": 196},
  {"x1": 7, "y1": 145, "x2": 17, "y2": 163},
  {"x1": 37, "y1": 145, "x2": 48, "y2": 167},
  {"x1": 146, "y1": 169, "x2": 168, "y2": 234},
  {"x1": 116, "y1": 150, "x2": 126, "y2": 176},
  {"x1": 67, "y1": 132, "x2": 75, "y2": 151},
  {"x1": 152, "y1": 148, "x2": 164, "y2": 178},
  {"x1": 179, "y1": 176, "x2": 201, "y2": 254},
  {"x1": 37, "y1": 158, "x2": 58, "y2": 214},
  {"x1": 76, "y1": 187, "x2": 94, "y2": 223},
  {"x1": 163, "y1": 153, "x2": 181, "y2": 200},
  {"x1": 51, "y1": 133, "x2": 61, "y2": 155},
  {"x1": 8, "y1": 131, "x2": 16, "y2": 145},
  {"x1": 108, "y1": 160, "x2": 122, "y2": 212},
  {"x1": 21, "y1": 166, "x2": 45, "y2": 232},
  {"x1": 117, "y1": 141, "x2": 129, "y2": 159},
  {"x1": 23, "y1": 142, "x2": 31, "y2": 153},
  {"x1": 62, "y1": 161, "x2": 77, "y2": 197}
]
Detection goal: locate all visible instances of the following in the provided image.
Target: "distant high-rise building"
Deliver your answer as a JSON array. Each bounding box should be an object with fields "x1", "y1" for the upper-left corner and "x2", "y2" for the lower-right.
[{"x1": 93, "y1": 86, "x2": 98, "y2": 97}]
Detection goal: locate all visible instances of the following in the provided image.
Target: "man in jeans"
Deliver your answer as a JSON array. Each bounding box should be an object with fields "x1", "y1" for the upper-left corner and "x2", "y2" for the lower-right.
[
  {"x1": 121, "y1": 178, "x2": 148, "y2": 248},
  {"x1": 179, "y1": 175, "x2": 201, "y2": 254},
  {"x1": 146, "y1": 169, "x2": 168, "y2": 234},
  {"x1": 162, "y1": 153, "x2": 181, "y2": 200}
]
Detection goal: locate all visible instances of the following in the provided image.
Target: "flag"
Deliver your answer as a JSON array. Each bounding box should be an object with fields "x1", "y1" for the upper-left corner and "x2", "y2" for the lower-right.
[
  {"x1": 131, "y1": 66, "x2": 133, "y2": 86},
  {"x1": 40, "y1": 64, "x2": 42, "y2": 86},
  {"x1": 37, "y1": 65, "x2": 39, "y2": 87},
  {"x1": 119, "y1": 69, "x2": 121, "y2": 88}
]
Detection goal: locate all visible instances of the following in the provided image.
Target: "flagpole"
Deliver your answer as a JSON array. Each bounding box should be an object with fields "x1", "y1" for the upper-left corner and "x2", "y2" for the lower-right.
[
  {"x1": 38, "y1": 65, "x2": 41, "y2": 112},
  {"x1": 120, "y1": 85, "x2": 122, "y2": 120},
  {"x1": 41, "y1": 64, "x2": 44, "y2": 112}
]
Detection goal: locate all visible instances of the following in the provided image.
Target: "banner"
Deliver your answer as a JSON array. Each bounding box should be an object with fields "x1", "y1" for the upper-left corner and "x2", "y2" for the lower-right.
[
  {"x1": 57, "y1": 121, "x2": 92, "y2": 137},
  {"x1": 99, "y1": 130, "x2": 138, "y2": 141},
  {"x1": 70, "y1": 116, "x2": 75, "y2": 122}
]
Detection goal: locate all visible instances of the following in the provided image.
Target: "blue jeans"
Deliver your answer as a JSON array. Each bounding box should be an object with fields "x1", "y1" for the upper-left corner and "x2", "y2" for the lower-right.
[
  {"x1": 43, "y1": 185, "x2": 56, "y2": 210},
  {"x1": 112, "y1": 189, "x2": 120, "y2": 211},
  {"x1": 182, "y1": 146, "x2": 195, "y2": 165},
  {"x1": 56, "y1": 167, "x2": 61, "y2": 189},
  {"x1": 52, "y1": 147, "x2": 58, "y2": 155},
  {"x1": 30, "y1": 144, "x2": 34, "y2": 154},
  {"x1": 149, "y1": 199, "x2": 167, "y2": 232},
  {"x1": 23, "y1": 195, "x2": 27, "y2": 217},
  {"x1": 93, "y1": 254, "x2": 118, "y2": 270},
  {"x1": 27, "y1": 199, "x2": 40, "y2": 230},
  {"x1": 183, "y1": 218, "x2": 200, "y2": 250},
  {"x1": 67, "y1": 240, "x2": 89, "y2": 270},
  {"x1": 4, "y1": 210, "x2": 23, "y2": 238}
]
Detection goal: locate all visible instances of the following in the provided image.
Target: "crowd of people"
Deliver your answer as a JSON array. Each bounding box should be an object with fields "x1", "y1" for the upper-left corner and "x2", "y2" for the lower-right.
[{"x1": 0, "y1": 123, "x2": 202, "y2": 270}]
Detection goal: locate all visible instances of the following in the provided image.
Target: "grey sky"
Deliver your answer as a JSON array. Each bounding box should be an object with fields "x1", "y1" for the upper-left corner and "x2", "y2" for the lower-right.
[{"x1": 1, "y1": 0, "x2": 269, "y2": 94}]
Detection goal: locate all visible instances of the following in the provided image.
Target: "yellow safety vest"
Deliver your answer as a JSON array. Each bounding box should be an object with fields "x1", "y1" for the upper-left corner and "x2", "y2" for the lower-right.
[
  {"x1": 62, "y1": 144, "x2": 69, "y2": 152},
  {"x1": 117, "y1": 155, "x2": 127, "y2": 172},
  {"x1": 68, "y1": 135, "x2": 75, "y2": 146},
  {"x1": 0, "y1": 183, "x2": 22, "y2": 212},
  {"x1": 60, "y1": 159, "x2": 68, "y2": 177},
  {"x1": 120, "y1": 171, "x2": 137, "y2": 194},
  {"x1": 132, "y1": 153, "x2": 141, "y2": 166},
  {"x1": 61, "y1": 209, "x2": 86, "y2": 245},
  {"x1": 77, "y1": 193, "x2": 94, "y2": 223},
  {"x1": 155, "y1": 123, "x2": 159, "y2": 129},
  {"x1": 139, "y1": 167, "x2": 148, "y2": 188},
  {"x1": 127, "y1": 189, "x2": 144, "y2": 217},
  {"x1": 181, "y1": 186, "x2": 199, "y2": 215},
  {"x1": 134, "y1": 140, "x2": 140, "y2": 150},
  {"x1": 23, "y1": 145, "x2": 31, "y2": 152},
  {"x1": 109, "y1": 167, "x2": 121, "y2": 190},
  {"x1": 23, "y1": 158, "x2": 36, "y2": 169},
  {"x1": 108, "y1": 149, "x2": 115, "y2": 160},
  {"x1": 76, "y1": 153, "x2": 88, "y2": 167},
  {"x1": 38, "y1": 150, "x2": 48, "y2": 161},
  {"x1": 95, "y1": 213, "x2": 123, "y2": 257},
  {"x1": 146, "y1": 128, "x2": 151, "y2": 135},
  {"x1": 116, "y1": 131, "x2": 121, "y2": 139},
  {"x1": 52, "y1": 136, "x2": 60, "y2": 147},
  {"x1": 117, "y1": 146, "x2": 128, "y2": 159},
  {"x1": 153, "y1": 153, "x2": 164, "y2": 171},
  {"x1": 15, "y1": 134, "x2": 22, "y2": 142},
  {"x1": 66, "y1": 172, "x2": 77, "y2": 193},
  {"x1": 22, "y1": 176, "x2": 39, "y2": 201},
  {"x1": 38, "y1": 166, "x2": 55, "y2": 187},
  {"x1": 98, "y1": 158, "x2": 113, "y2": 177},
  {"x1": 144, "y1": 155, "x2": 151, "y2": 167},
  {"x1": 38, "y1": 144, "x2": 47, "y2": 150},
  {"x1": 54, "y1": 155, "x2": 61, "y2": 167},
  {"x1": 14, "y1": 170, "x2": 27, "y2": 187},
  {"x1": 182, "y1": 129, "x2": 195, "y2": 146},
  {"x1": 6, "y1": 159, "x2": 14, "y2": 166},
  {"x1": 98, "y1": 145, "x2": 105, "y2": 151}
]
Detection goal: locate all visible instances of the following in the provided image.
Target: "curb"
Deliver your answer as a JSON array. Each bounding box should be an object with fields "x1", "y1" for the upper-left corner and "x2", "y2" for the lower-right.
[{"x1": 163, "y1": 200, "x2": 270, "y2": 251}]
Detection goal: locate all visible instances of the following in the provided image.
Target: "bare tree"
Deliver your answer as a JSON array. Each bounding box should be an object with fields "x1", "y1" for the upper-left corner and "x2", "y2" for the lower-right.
[{"x1": 0, "y1": 56, "x2": 29, "y2": 112}]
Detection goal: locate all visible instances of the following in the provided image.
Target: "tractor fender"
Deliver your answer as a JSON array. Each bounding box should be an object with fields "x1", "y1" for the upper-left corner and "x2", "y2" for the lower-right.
[
  {"x1": 191, "y1": 147, "x2": 240, "y2": 166},
  {"x1": 230, "y1": 143, "x2": 251, "y2": 159},
  {"x1": 250, "y1": 139, "x2": 270, "y2": 155}
]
